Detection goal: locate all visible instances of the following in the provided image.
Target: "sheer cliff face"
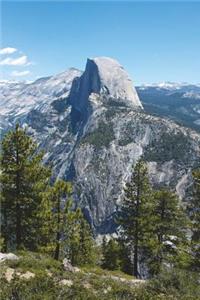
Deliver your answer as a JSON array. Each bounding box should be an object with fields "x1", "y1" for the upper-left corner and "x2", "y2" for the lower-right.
[
  {"x1": 1, "y1": 57, "x2": 200, "y2": 233},
  {"x1": 69, "y1": 57, "x2": 142, "y2": 115}
]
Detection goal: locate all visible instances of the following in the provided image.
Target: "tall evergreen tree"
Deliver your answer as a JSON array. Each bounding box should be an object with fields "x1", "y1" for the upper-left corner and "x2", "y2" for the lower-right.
[
  {"x1": 39, "y1": 184, "x2": 96, "y2": 264},
  {"x1": 0, "y1": 124, "x2": 51, "y2": 251},
  {"x1": 102, "y1": 237, "x2": 121, "y2": 270},
  {"x1": 38, "y1": 179, "x2": 72, "y2": 260},
  {"x1": 64, "y1": 208, "x2": 96, "y2": 266},
  {"x1": 77, "y1": 210, "x2": 96, "y2": 265},
  {"x1": 118, "y1": 160, "x2": 155, "y2": 278},
  {"x1": 188, "y1": 170, "x2": 200, "y2": 272},
  {"x1": 150, "y1": 189, "x2": 188, "y2": 275},
  {"x1": 117, "y1": 236, "x2": 133, "y2": 275},
  {"x1": 101, "y1": 236, "x2": 132, "y2": 274}
]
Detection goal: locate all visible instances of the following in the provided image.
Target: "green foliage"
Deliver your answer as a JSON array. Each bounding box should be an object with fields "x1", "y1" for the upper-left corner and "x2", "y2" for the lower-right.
[
  {"x1": 118, "y1": 121, "x2": 143, "y2": 147},
  {"x1": 147, "y1": 189, "x2": 189, "y2": 275},
  {"x1": 38, "y1": 180, "x2": 96, "y2": 265},
  {"x1": 101, "y1": 237, "x2": 132, "y2": 274},
  {"x1": 117, "y1": 237, "x2": 133, "y2": 275},
  {"x1": 117, "y1": 161, "x2": 190, "y2": 278},
  {"x1": 82, "y1": 121, "x2": 115, "y2": 148},
  {"x1": 0, "y1": 234, "x2": 5, "y2": 252},
  {"x1": 147, "y1": 267, "x2": 200, "y2": 300},
  {"x1": 37, "y1": 179, "x2": 72, "y2": 260},
  {"x1": 75, "y1": 211, "x2": 97, "y2": 266},
  {"x1": 0, "y1": 251, "x2": 199, "y2": 300},
  {"x1": 0, "y1": 251, "x2": 144, "y2": 300},
  {"x1": 117, "y1": 160, "x2": 155, "y2": 277},
  {"x1": 101, "y1": 237, "x2": 121, "y2": 270},
  {"x1": 0, "y1": 124, "x2": 51, "y2": 251},
  {"x1": 0, "y1": 273, "x2": 58, "y2": 300},
  {"x1": 187, "y1": 169, "x2": 200, "y2": 272},
  {"x1": 64, "y1": 208, "x2": 97, "y2": 266},
  {"x1": 145, "y1": 131, "x2": 191, "y2": 163}
]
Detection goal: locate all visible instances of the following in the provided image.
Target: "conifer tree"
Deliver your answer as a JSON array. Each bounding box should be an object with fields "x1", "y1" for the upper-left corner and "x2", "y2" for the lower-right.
[
  {"x1": 0, "y1": 124, "x2": 51, "y2": 251},
  {"x1": 101, "y1": 236, "x2": 107, "y2": 264},
  {"x1": 118, "y1": 160, "x2": 155, "y2": 278},
  {"x1": 77, "y1": 210, "x2": 96, "y2": 265},
  {"x1": 64, "y1": 208, "x2": 82, "y2": 264},
  {"x1": 102, "y1": 237, "x2": 120, "y2": 270},
  {"x1": 64, "y1": 208, "x2": 96, "y2": 266},
  {"x1": 117, "y1": 236, "x2": 133, "y2": 275},
  {"x1": 39, "y1": 185, "x2": 96, "y2": 264},
  {"x1": 150, "y1": 189, "x2": 188, "y2": 275},
  {"x1": 38, "y1": 179, "x2": 72, "y2": 260},
  {"x1": 188, "y1": 170, "x2": 200, "y2": 272}
]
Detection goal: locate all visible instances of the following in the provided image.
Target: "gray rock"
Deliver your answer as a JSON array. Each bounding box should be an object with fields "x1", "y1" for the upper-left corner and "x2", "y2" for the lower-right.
[
  {"x1": 0, "y1": 252, "x2": 19, "y2": 263},
  {"x1": 62, "y1": 258, "x2": 81, "y2": 273}
]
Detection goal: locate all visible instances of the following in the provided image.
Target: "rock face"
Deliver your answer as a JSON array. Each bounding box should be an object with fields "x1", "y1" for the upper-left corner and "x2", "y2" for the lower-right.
[
  {"x1": 69, "y1": 57, "x2": 142, "y2": 116},
  {"x1": 1, "y1": 57, "x2": 200, "y2": 233}
]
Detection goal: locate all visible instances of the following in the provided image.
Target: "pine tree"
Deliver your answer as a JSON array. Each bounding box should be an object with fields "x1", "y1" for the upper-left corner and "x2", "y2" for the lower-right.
[
  {"x1": 0, "y1": 124, "x2": 51, "y2": 251},
  {"x1": 38, "y1": 179, "x2": 72, "y2": 260},
  {"x1": 117, "y1": 236, "x2": 133, "y2": 275},
  {"x1": 150, "y1": 189, "x2": 188, "y2": 275},
  {"x1": 101, "y1": 236, "x2": 107, "y2": 264},
  {"x1": 39, "y1": 182, "x2": 96, "y2": 264},
  {"x1": 77, "y1": 210, "x2": 96, "y2": 265},
  {"x1": 188, "y1": 170, "x2": 200, "y2": 272},
  {"x1": 64, "y1": 208, "x2": 82, "y2": 265},
  {"x1": 118, "y1": 160, "x2": 155, "y2": 278},
  {"x1": 64, "y1": 208, "x2": 96, "y2": 266},
  {"x1": 102, "y1": 237, "x2": 120, "y2": 270}
]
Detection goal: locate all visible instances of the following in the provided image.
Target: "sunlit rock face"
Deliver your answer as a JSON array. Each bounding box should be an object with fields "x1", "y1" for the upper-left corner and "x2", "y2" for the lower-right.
[
  {"x1": 69, "y1": 57, "x2": 142, "y2": 116},
  {"x1": 1, "y1": 57, "x2": 200, "y2": 233}
]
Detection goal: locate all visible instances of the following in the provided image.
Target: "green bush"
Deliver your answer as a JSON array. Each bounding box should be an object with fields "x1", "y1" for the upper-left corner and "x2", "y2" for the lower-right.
[{"x1": 147, "y1": 268, "x2": 200, "y2": 300}]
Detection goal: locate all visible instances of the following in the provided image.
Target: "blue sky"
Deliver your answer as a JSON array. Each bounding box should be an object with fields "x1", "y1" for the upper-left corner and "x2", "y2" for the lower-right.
[{"x1": 1, "y1": 1, "x2": 200, "y2": 85}]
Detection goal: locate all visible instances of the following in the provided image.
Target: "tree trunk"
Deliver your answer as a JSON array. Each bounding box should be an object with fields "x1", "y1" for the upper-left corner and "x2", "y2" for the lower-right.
[
  {"x1": 54, "y1": 197, "x2": 61, "y2": 260},
  {"x1": 2, "y1": 208, "x2": 8, "y2": 252},
  {"x1": 16, "y1": 140, "x2": 22, "y2": 250},
  {"x1": 133, "y1": 222, "x2": 139, "y2": 278},
  {"x1": 16, "y1": 202, "x2": 21, "y2": 249},
  {"x1": 133, "y1": 164, "x2": 140, "y2": 278},
  {"x1": 54, "y1": 232, "x2": 60, "y2": 260}
]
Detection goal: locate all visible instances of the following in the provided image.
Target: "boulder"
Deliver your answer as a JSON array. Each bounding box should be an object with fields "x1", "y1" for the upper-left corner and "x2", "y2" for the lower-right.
[
  {"x1": 62, "y1": 258, "x2": 81, "y2": 273},
  {"x1": 0, "y1": 252, "x2": 19, "y2": 263}
]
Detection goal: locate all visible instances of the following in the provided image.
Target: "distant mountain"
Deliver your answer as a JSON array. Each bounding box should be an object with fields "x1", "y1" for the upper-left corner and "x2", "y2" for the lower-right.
[
  {"x1": 1, "y1": 58, "x2": 200, "y2": 233},
  {"x1": 137, "y1": 83, "x2": 200, "y2": 131},
  {"x1": 0, "y1": 68, "x2": 82, "y2": 130}
]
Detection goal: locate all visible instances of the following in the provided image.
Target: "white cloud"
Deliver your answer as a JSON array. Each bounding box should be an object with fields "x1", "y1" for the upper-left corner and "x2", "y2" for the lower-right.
[
  {"x1": 0, "y1": 47, "x2": 17, "y2": 55},
  {"x1": 11, "y1": 70, "x2": 31, "y2": 77},
  {"x1": 0, "y1": 55, "x2": 30, "y2": 66}
]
